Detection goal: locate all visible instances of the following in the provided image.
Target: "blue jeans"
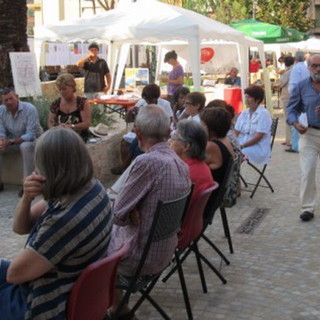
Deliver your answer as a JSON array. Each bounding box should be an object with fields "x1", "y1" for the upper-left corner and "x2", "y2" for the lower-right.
[
  {"x1": 0, "y1": 260, "x2": 28, "y2": 320},
  {"x1": 291, "y1": 126, "x2": 299, "y2": 152}
]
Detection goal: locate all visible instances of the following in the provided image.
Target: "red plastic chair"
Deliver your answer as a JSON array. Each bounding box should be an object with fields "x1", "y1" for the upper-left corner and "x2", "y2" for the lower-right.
[
  {"x1": 163, "y1": 182, "x2": 219, "y2": 320},
  {"x1": 67, "y1": 243, "x2": 130, "y2": 320}
]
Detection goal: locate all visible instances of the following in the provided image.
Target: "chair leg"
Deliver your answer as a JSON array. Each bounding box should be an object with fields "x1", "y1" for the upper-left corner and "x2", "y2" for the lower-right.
[
  {"x1": 197, "y1": 251, "x2": 227, "y2": 284},
  {"x1": 220, "y1": 207, "x2": 234, "y2": 254},
  {"x1": 201, "y1": 234, "x2": 230, "y2": 265},
  {"x1": 246, "y1": 163, "x2": 274, "y2": 198},
  {"x1": 239, "y1": 173, "x2": 248, "y2": 188},
  {"x1": 193, "y1": 242, "x2": 207, "y2": 293},
  {"x1": 162, "y1": 247, "x2": 193, "y2": 283},
  {"x1": 175, "y1": 251, "x2": 193, "y2": 320},
  {"x1": 130, "y1": 276, "x2": 171, "y2": 320}
]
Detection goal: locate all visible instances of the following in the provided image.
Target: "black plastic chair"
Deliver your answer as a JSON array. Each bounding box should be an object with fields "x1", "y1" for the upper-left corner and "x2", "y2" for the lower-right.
[
  {"x1": 240, "y1": 117, "x2": 279, "y2": 198},
  {"x1": 199, "y1": 154, "x2": 238, "y2": 284},
  {"x1": 112, "y1": 187, "x2": 193, "y2": 320}
]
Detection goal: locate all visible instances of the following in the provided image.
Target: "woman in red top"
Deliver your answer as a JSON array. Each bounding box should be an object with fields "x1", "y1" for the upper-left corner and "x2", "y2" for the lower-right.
[{"x1": 169, "y1": 119, "x2": 214, "y2": 201}]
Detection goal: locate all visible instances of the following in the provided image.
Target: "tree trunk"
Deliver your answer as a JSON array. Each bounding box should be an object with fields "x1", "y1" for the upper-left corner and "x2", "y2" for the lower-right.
[{"x1": 0, "y1": 0, "x2": 28, "y2": 88}]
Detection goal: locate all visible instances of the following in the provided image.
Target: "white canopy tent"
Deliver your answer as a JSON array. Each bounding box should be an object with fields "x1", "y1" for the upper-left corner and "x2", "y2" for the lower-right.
[
  {"x1": 35, "y1": 0, "x2": 268, "y2": 107},
  {"x1": 287, "y1": 38, "x2": 320, "y2": 52}
]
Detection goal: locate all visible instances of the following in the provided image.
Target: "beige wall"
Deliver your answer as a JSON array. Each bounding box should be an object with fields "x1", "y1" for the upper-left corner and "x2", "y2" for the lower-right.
[{"x1": 40, "y1": 77, "x2": 84, "y2": 100}]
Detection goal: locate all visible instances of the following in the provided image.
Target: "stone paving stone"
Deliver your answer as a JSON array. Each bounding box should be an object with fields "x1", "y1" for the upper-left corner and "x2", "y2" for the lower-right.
[{"x1": 2, "y1": 108, "x2": 320, "y2": 319}]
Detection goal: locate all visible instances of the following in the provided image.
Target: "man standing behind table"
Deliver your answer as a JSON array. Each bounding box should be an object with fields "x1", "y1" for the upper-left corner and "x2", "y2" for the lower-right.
[
  {"x1": 224, "y1": 67, "x2": 241, "y2": 86},
  {"x1": 107, "y1": 105, "x2": 191, "y2": 318},
  {"x1": 287, "y1": 54, "x2": 320, "y2": 222},
  {"x1": 76, "y1": 42, "x2": 112, "y2": 98},
  {"x1": 0, "y1": 87, "x2": 42, "y2": 194}
]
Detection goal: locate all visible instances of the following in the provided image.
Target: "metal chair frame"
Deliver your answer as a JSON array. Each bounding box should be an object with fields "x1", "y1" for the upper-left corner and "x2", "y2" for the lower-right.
[{"x1": 240, "y1": 117, "x2": 279, "y2": 198}]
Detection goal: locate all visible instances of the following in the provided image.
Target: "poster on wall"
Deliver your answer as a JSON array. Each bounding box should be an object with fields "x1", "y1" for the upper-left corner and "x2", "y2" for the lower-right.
[
  {"x1": 125, "y1": 68, "x2": 149, "y2": 90},
  {"x1": 9, "y1": 52, "x2": 42, "y2": 97}
]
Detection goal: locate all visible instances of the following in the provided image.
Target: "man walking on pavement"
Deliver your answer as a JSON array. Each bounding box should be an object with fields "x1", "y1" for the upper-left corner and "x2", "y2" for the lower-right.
[
  {"x1": 286, "y1": 51, "x2": 309, "y2": 153},
  {"x1": 287, "y1": 54, "x2": 320, "y2": 222}
]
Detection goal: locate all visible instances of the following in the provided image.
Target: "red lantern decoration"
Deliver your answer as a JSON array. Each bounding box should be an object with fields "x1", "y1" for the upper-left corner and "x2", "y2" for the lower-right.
[{"x1": 201, "y1": 47, "x2": 215, "y2": 64}]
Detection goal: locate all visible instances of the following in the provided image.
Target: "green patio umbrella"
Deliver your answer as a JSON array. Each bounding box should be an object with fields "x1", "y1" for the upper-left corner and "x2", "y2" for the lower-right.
[{"x1": 230, "y1": 19, "x2": 307, "y2": 43}]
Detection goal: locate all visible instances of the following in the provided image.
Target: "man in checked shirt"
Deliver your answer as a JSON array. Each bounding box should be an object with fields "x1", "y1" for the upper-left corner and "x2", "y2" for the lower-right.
[
  {"x1": 0, "y1": 87, "x2": 42, "y2": 195},
  {"x1": 107, "y1": 105, "x2": 191, "y2": 319}
]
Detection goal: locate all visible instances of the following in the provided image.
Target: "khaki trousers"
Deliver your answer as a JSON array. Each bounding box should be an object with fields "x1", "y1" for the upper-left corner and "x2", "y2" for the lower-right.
[
  {"x1": 299, "y1": 128, "x2": 320, "y2": 213},
  {"x1": 0, "y1": 141, "x2": 35, "y2": 181}
]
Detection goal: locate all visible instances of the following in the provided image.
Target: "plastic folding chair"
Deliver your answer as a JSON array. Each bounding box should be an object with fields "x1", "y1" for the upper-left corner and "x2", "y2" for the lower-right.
[
  {"x1": 112, "y1": 187, "x2": 193, "y2": 320},
  {"x1": 162, "y1": 183, "x2": 219, "y2": 320},
  {"x1": 240, "y1": 117, "x2": 279, "y2": 198},
  {"x1": 163, "y1": 156, "x2": 237, "y2": 300},
  {"x1": 67, "y1": 242, "x2": 130, "y2": 320},
  {"x1": 198, "y1": 155, "x2": 239, "y2": 284}
]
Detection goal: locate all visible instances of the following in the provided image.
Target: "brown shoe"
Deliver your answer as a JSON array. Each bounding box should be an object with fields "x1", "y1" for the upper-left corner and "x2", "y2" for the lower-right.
[{"x1": 0, "y1": 182, "x2": 4, "y2": 192}]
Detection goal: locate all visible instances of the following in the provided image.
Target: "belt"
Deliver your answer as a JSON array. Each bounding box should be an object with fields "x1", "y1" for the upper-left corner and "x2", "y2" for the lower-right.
[{"x1": 308, "y1": 125, "x2": 320, "y2": 130}]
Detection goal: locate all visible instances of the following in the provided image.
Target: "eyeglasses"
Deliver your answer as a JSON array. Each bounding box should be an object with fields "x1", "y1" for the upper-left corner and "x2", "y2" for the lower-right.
[{"x1": 310, "y1": 64, "x2": 320, "y2": 69}]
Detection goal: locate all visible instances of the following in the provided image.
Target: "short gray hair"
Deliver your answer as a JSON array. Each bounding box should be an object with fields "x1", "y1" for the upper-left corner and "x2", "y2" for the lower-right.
[
  {"x1": 177, "y1": 120, "x2": 207, "y2": 160},
  {"x1": 295, "y1": 51, "x2": 305, "y2": 62},
  {"x1": 135, "y1": 104, "x2": 170, "y2": 141},
  {"x1": 35, "y1": 127, "x2": 93, "y2": 200}
]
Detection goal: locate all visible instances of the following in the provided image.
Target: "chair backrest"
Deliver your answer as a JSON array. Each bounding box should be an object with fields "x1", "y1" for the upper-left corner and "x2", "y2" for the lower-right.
[
  {"x1": 270, "y1": 117, "x2": 279, "y2": 151},
  {"x1": 204, "y1": 155, "x2": 236, "y2": 225},
  {"x1": 67, "y1": 243, "x2": 130, "y2": 320},
  {"x1": 133, "y1": 187, "x2": 192, "y2": 278},
  {"x1": 177, "y1": 182, "x2": 219, "y2": 250}
]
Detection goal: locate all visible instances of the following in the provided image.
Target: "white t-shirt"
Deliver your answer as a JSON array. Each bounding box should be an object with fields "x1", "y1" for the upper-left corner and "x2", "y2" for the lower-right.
[
  {"x1": 134, "y1": 98, "x2": 173, "y2": 118},
  {"x1": 235, "y1": 105, "x2": 272, "y2": 165}
]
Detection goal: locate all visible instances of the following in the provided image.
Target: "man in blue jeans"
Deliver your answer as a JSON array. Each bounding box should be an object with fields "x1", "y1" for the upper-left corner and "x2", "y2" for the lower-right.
[{"x1": 286, "y1": 51, "x2": 309, "y2": 153}]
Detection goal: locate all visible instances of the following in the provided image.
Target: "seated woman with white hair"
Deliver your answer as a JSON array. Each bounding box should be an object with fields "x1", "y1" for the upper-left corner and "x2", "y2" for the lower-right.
[{"x1": 169, "y1": 119, "x2": 214, "y2": 201}]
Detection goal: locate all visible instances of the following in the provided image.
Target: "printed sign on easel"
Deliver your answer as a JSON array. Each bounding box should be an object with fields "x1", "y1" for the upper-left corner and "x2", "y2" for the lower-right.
[{"x1": 9, "y1": 52, "x2": 42, "y2": 97}]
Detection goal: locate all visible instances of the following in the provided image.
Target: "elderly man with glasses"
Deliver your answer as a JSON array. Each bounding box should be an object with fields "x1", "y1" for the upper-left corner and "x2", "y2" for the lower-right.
[
  {"x1": 287, "y1": 54, "x2": 320, "y2": 222},
  {"x1": 0, "y1": 87, "x2": 42, "y2": 195}
]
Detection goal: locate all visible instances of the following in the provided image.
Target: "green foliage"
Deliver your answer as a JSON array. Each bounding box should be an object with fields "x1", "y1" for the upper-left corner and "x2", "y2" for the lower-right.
[
  {"x1": 21, "y1": 96, "x2": 116, "y2": 131},
  {"x1": 214, "y1": 0, "x2": 250, "y2": 24},
  {"x1": 21, "y1": 96, "x2": 51, "y2": 131},
  {"x1": 255, "y1": 0, "x2": 314, "y2": 32},
  {"x1": 91, "y1": 106, "x2": 116, "y2": 128},
  {"x1": 167, "y1": 0, "x2": 314, "y2": 33}
]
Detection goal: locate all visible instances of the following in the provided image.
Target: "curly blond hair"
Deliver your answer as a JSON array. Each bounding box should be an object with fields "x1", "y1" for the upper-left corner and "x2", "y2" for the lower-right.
[{"x1": 55, "y1": 73, "x2": 76, "y2": 92}]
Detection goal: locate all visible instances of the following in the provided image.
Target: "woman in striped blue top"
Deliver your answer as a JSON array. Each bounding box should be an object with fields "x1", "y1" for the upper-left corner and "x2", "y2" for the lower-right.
[{"x1": 0, "y1": 127, "x2": 112, "y2": 320}]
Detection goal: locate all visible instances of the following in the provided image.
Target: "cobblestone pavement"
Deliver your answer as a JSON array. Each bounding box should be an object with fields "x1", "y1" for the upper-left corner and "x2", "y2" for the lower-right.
[{"x1": 1, "y1": 109, "x2": 320, "y2": 320}]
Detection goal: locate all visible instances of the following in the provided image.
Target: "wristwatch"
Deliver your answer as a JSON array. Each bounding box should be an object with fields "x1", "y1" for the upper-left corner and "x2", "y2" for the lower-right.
[
  {"x1": 9, "y1": 139, "x2": 15, "y2": 145},
  {"x1": 71, "y1": 124, "x2": 75, "y2": 129}
]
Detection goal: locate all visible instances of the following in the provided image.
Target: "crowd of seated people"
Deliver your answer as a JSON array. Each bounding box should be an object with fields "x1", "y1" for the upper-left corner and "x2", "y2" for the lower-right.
[{"x1": 1, "y1": 75, "x2": 274, "y2": 319}]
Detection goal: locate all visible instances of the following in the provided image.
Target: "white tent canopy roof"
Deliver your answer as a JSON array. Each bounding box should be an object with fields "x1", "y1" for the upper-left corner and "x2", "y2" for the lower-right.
[
  {"x1": 35, "y1": 0, "x2": 267, "y2": 106},
  {"x1": 35, "y1": 0, "x2": 247, "y2": 45}
]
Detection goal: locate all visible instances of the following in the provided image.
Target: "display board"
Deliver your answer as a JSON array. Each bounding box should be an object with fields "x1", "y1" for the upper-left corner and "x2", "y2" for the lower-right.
[
  {"x1": 9, "y1": 52, "x2": 42, "y2": 97},
  {"x1": 43, "y1": 42, "x2": 109, "y2": 66},
  {"x1": 125, "y1": 68, "x2": 149, "y2": 90}
]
